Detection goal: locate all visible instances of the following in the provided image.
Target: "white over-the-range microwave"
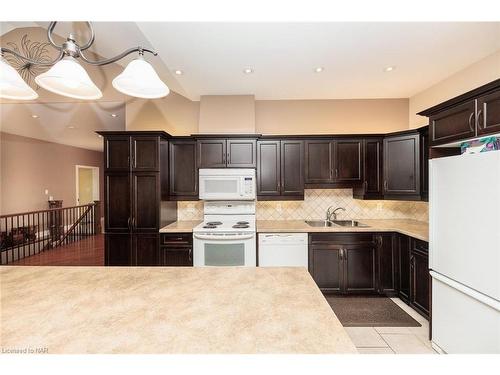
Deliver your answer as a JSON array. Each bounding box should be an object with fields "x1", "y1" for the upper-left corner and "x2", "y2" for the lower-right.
[{"x1": 199, "y1": 168, "x2": 256, "y2": 200}]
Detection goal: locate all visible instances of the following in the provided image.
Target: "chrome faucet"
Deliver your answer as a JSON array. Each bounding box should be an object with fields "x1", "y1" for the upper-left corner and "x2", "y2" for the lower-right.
[{"x1": 326, "y1": 206, "x2": 346, "y2": 221}]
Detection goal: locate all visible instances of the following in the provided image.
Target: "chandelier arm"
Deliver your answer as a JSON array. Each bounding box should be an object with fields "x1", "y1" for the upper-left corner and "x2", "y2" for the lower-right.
[
  {"x1": 78, "y1": 47, "x2": 158, "y2": 66},
  {"x1": 78, "y1": 22, "x2": 96, "y2": 51},
  {"x1": 0, "y1": 47, "x2": 64, "y2": 67},
  {"x1": 46, "y1": 22, "x2": 63, "y2": 49}
]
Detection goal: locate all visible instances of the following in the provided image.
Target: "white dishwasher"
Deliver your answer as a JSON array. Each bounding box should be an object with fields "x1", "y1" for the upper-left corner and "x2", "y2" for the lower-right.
[{"x1": 258, "y1": 233, "x2": 308, "y2": 267}]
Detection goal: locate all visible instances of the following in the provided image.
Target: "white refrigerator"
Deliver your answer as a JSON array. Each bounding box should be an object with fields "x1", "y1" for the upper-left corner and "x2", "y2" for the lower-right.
[{"x1": 430, "y1": 151, "x2": 500, "y2": 354}]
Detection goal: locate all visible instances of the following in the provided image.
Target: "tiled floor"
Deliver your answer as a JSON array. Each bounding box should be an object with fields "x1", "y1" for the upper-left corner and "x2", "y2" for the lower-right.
[{"x1": 344, "y1": 298, "x2": 437, "y2": 354}]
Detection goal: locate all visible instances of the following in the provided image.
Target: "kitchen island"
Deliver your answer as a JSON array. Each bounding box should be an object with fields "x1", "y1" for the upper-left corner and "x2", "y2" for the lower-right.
[{"x1": 0, "y1": 266, "x2": 357, "y2": 354}]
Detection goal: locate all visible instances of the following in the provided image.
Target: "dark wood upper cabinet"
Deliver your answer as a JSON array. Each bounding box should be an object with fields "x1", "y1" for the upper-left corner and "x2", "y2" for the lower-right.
[
  {"x1": 354, "y1": 138, "x2": 383, "y2": 199},
  {"x1": 227, "y1": 139, "x2": 257, "y2": 168},
  {"x1": 105, "y1": 172, "x2": 131, "y2": 232},
  {"x1": 257, "y1": 140, "x2": 304, "y2": 199},
  {"x1": 105, "y1": 136, "x2": 130, "y2": 171},
  {"x1": 420, "y1": 127, "x2": 429, "y2": 201},
  {"x1": 257, "y1": 141, "x2": 280, "y2": 196},
  {"x1": 334, "y1": 139, "x2": 363, "y2": 184},
  {"x1": 304, "y1": 140, "x2": 334, "y2": 183},
  {"x1": 197, "y1": 139, "x2": 226, "y2": 168},
  {"x1": 420, "y1": 79, "x2": 500, "y2": 145},
  {"x1": 281, "y1": 140, "x2": 304, "y2": 196},
  {"x1": 384, "y1": 133, "x2": 420, "y2": 197},
  {"x1": 131, "y1": 136, "x2": 159, "y2": 171},
  {"x1": 477, "y1": 90, "x2": 500, "y2": 136},
  {"x1": 169, "y1": 140, "x2": 198, "y2": 199},
  {"x1": 429, "y1": 100, "x2": 476, "y2": 145},
  {"x1": 132, "y1": 172, "x2": 159, "y2": 232},
  {"x1": 197, "y1": 138, "x2": 256, "y2": 168}
]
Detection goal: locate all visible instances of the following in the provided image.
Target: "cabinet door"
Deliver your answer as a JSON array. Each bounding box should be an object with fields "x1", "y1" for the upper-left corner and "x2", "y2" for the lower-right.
[
  {"x1": 411, "y1": 241, "x2": 430, "y2": 317},
  {"x1": 159, "y1": 247, "x2": 193, "y2": 266},
  {"x1": 309, "y1": 247, "x2": 342, "y2": 292},
  {"x1": 364, "y1": 138, "x2": 383, "y2": 196},
  {"x1": 105, "y1": 136, "x2": 130, "y2": 171},
  {"x1": 169, "y1": 141, "x2": 198, "y2": 198},
  {"x1": 344, "y1": 244, "x2": 377, "y2": 294},
  {"x1": 281, "y1": 140, "x2": 304, "y2": 196},
  {"x1": 377, "y1": 233, "x2": 396, "y2": 294},
  {"x1": 227, "y1": 139, "x2": 256, "y2": 168},
  {"x1": 132, "y1": 172, "x2": 159, "y2": 232},
  {"x1": 131, "y1": 136, "x2": 159, "y2": 171},
  {"x1": 477, "y1": 91, "x2": 500, "y2": 136},
  {"x1": 384, "y1": 134, "x2": 420, "y2": 196},
  {"x1": 134, "y1": 234, "x2": 159, "y2": 266},
  {"x1": 197, "y1": 139, "x2": 226, "y2": 168},
  {"x1": 397, "y1": 235, "x2": 411, "y2": 302},
  {"x1": 334, "y1": 139, "x2": 363, "y2": 184},
  {"x1": 104, "y1": 172, "x2": 131, "y2": 232},
  {"x1": 304, "y1": 140, "x2": 334, "y2": 183},
  {"x1": 257, "y1": 141, "x2": 281, "y2": 196},
  {"x1": 420, "y1": 127, "x2": 429, "y2": 200},
  {"x1": 430, "y1": 100, "x2": 476, "y2": 145},
  {"x1": 105, "y1": 233, "x2": 132, "y2": 266}
]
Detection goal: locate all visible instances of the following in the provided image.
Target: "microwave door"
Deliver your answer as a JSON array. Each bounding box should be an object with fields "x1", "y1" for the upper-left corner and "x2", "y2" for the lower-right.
[{"x1": 200, "y1": 176, "x2": 240, "y2": 200}]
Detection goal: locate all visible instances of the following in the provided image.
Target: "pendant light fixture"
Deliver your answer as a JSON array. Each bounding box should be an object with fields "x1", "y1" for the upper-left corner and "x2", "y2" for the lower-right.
[
  {"x1": 0, "y1": 55, "x2": 39, "y2": 100},
  {"x1": 0, "y1": 22, "x2": 169, "y2": 101}
]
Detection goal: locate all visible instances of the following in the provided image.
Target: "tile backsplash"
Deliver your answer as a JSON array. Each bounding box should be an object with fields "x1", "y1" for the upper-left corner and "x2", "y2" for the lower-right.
[{"x1": 177, "y1": 189, "x2": 429, "y2": 222}]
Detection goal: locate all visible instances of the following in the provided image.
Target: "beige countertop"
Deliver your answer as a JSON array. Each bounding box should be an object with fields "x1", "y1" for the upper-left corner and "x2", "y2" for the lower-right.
[
  {"x1": 160, "y1": 220, "x2": 202, "y2": 233},
  {"x1": 160, "y1": 219, "x2": 428, "y2": 242},
  {"x1": 257, "y1": 219, "x2": 429, "y2": 242},
  {"x1": 0, "y1": 266, "x2": 357, "y2": 354}
]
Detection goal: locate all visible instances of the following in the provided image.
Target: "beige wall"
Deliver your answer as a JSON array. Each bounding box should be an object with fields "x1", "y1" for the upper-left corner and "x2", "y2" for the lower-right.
[
  {"x1": 199, "y1": 95, "x2": 255, "y2": 133},
  {"x1": 256, "y1": 99, "x2": 409, "y2": 134},
  {"x1": 409, "y1": 50, "x2": 500, "y2": 128},
  {"x1": 125, "y1": 92, "x2": 199, "y2": 135},
  {"x1": 0, "y1": 132, "x2": 104, "y2": 214}
]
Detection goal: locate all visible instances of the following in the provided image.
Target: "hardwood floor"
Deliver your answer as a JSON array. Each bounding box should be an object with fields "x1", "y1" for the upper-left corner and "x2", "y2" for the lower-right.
[{"x1": 8, "y1": 234, "x2": 104, "y2": 266}]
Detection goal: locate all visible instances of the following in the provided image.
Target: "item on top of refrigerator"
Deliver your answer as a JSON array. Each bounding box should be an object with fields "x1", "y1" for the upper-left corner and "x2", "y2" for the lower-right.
[{"x1": 460, "y1": 137, "x2": 500, "y2": 154}]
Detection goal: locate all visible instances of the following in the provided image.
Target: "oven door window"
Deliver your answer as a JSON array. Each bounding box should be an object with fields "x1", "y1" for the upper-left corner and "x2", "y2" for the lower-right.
[{"x1": 204, "y1": 243, "x2": 245, "y2": 266}]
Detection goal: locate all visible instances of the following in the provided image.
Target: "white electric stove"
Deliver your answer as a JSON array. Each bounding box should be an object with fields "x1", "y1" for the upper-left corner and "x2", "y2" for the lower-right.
[{"x1": 193, "y1": 201, "x2": 256, "y2": 267}]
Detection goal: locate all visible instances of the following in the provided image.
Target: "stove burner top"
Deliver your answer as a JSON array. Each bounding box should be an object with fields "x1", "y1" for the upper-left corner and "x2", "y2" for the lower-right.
[
  {"x1": 232, "y1": 224, "x2": 250, "y2": 229},
  {"x1": 203, "y1": 225, "x2": 217, "y2": 229},
  {"x1": 206, "y1": 221, "x2": 222, "y2": 226},
  {"x1": 237, "y1": 221, "x2": 249, "y2": 225}
]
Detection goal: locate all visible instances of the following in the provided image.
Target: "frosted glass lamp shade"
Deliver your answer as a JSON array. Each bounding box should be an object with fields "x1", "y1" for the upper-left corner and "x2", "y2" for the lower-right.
[
  {"x1": 35, "y1": 57, "x2": 102, "y2": 100},
  {"x1": 0, "y1": 56, "x2": 39, "y2": 100},
  {"x1": 112, "y1": 58, "x2": 169, "y2": 99}
]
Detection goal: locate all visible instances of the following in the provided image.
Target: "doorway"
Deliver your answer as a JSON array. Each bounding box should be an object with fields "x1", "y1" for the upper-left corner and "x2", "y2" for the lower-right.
[{"x1": 75, "y1": 165, "x2": 100, "y2": 205}]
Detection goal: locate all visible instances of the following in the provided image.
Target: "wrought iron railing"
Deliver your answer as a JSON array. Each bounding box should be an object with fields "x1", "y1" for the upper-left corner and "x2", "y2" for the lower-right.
[{"x1": 0, "y1": 201, "x2": 100, "y2": 265}]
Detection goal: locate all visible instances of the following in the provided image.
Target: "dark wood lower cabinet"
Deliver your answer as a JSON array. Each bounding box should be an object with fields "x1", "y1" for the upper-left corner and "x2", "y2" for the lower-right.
[
  {"x1": 410, "y1": 239, "x2": 430, "y2": 318},
  {"x1": 309, "y1": 233, "x2": 376, "y2": 294},
  {"x1": 376, "y1": 233, "x2": 397, "y2": 295},
  {"x1": 397, "y1": 234, "x2": 412, "y2": 303},
  {"x1": 159, "y1": 233, "x2": 193, "y2": 266},
  {"x1": 105, "y1": 233, "x2": 159, "y2": 266}
]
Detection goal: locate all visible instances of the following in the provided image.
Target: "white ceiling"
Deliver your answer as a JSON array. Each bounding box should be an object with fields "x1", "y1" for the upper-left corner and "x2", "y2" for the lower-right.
[
  {"x1": 136, "y1": 22, "x2": 500, "y2": 100},
  {"x1": 0, "y1": 101, "x2": 125, "y2": 151},
  {"x1": 2, "y1": 21, "x2": 500, "y2": 102}
]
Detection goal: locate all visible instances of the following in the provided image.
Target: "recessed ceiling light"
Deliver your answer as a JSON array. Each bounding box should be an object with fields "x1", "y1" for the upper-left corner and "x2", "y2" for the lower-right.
[
  {"x1": 31, "y1": 114, "x2": 39, "y2": 118},
  {"x1": 67, "y1": 125, "x2": 76, "y2": 129},
  {"x1": 174, "y1": 70, "x2": 183, "y2": 75},
  {"x1": 314, "y1": 67, "x2": 324, "y2": 73},
  {"x1": 384, "y1": 66, "x2": 396, "y2": 72},
  {"x1": 97, "y1": 134, "x2": 103, "y2": 138},
  {"x1": 243, "y1": 68, "x2": 254, "y2": 74},
  {"x1": 110, "y1": 113, "x2": 118, "y2": 118}
]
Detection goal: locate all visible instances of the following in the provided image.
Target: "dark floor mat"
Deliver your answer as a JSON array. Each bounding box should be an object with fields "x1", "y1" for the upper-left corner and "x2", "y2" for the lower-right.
[{"x1": 325, "y1": 296, "x2": 421, "y2": 327}]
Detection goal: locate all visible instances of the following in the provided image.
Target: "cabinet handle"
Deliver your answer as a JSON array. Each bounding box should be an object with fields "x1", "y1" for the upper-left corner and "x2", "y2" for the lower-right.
[
  {"x1": 189, "y1": 248, "x2": 192, "y2": 262},
  {"x1": 364, "y1": 181, "x2": 368, "y2": 191},
  {"x1": 468, "y1": 112, "x2": 475, "y2": 132},
  {"x1": 127, "y1": 217, "x2": 131, "y2": 230},
  {"x1": 132, "y1": 217, "x2": 136, "y2": 229},
  {"x1": 384, "y1": 180, "x2": 388, "y2": 190},
  {"x1": 335, "y1": 169, "x2": 339, "y2": 179},
  {"x1": 477, "y1": 109, "x2": 483, "y2": 129},
  {"x1": 330, "y1": 169, "x2": 333, "y2": 179}
]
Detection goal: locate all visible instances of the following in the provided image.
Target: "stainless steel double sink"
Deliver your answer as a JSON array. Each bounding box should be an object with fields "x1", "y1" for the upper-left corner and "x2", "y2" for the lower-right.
[{"x1": 305, "y1": 220, "x2": 369, "y2": 228}]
